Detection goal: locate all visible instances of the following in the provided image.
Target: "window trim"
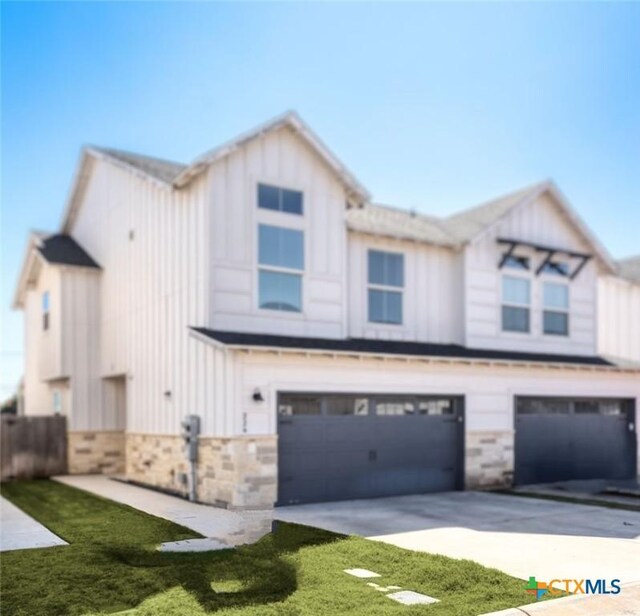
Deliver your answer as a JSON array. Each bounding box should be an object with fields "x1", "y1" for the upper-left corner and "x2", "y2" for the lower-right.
[
  {"x1": 501, "y1": 274, "x2": 531, "y2": 334},
  {"x1": 542, "y1": 281, "x2": 570, "y2": 337},
  {"x1": 367, "y1": 249, "x2": 404, "y2": 325},
  {"x1": 257, "y1": 224, "x2": 304, "y2": 314}
]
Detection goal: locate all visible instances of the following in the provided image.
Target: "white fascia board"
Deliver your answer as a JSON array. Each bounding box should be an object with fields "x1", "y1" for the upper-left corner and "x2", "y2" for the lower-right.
[{"x1": 223, "y1": 343, "x2": 637, "y2": 374}]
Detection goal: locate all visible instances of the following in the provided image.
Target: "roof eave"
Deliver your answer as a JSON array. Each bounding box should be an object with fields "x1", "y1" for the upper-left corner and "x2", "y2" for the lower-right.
[{"x1": 173, "y1": 111, "x2": 371, "y2": 203}]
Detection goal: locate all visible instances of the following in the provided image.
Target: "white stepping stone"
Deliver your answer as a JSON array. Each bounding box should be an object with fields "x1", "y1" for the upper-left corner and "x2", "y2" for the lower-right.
[
  {"x1": 386, "y1": 590, "x2": 439, "y2": 605},
  {"x1": 158, "y1": 537, "x2": 228, "y2": 552},
  {"x1": 343, "y1": 568, "x2": 381, "y2": 578}
]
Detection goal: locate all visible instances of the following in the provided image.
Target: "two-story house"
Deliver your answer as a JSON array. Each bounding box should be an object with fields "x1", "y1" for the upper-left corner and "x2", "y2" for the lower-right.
[{"x1": 13, "y1": 112, "x2": 640, "y2": 508}]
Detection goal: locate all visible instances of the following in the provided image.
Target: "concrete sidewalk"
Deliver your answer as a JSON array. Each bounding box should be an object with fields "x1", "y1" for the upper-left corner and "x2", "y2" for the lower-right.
[
  {"x1": 482, "y1": 581, "x2": 640, "y2": 616},
  {"x1": 54, "y1": 475, "x2": 272, "y2": 548},
  {"x1": 0, "y1": 496, "x2": 68, "y2": 552}
]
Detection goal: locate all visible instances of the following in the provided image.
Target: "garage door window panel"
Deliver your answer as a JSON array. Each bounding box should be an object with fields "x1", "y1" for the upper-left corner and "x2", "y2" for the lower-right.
[{"x1": 326, "y1": 396, "x2": 370, "y2": 416}]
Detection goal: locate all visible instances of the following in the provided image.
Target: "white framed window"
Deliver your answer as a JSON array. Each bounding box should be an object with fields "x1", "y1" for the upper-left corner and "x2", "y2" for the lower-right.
[
  {"x1": 258, "y1": 224, "x2": 304, "y2": 312},
  {"x1": 543, "y1": 282, "x2": 569, "y2": 335},
  {"x1": 502, "y1": 276, "x2": 530, "y2": 333},
  {"x1": 52, "y1": 390, "x2": 62, "y2": 415},
  {"x1": 368, "y1": 249, "x2": 404, "y2": 324},
  {"x1": 42, "y1": 291, "x2": 50, "y2": 331},
  {"x1": 257, "y1": 183, "x2": 303, "y2": 215}
]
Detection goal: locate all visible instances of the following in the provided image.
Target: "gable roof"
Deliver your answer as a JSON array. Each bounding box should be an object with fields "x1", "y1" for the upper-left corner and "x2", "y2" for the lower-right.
[
  {"x1": 172, "y1": 110, "x2": 371, "y2": 202},
  {"x1": 616, "y1": 255, "x2": 640, "y2": 284},
  {"x1": 440, "y1": 182, "x2": 545, "y2": 242},
  {"x1": 90, "y1": 147, "x2": 186, "y2": 184},
  {"x1": 37, "y1": 234, "x2": 100, "y2": 269},
  {"x1": 12, "y1": 232, "x2": 100, "y2": 308},
  {"x1": 348, "y1": 181, "x2": 616, "y2": 272}
]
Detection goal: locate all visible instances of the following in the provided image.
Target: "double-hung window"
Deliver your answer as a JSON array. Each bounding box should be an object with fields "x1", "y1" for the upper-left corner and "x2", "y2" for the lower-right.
[
  {"x1": 502, "y1": 276, "x2": 530, "y2": 332},
  {"x1": 543, "y1": 282, "x2": 569, "y2": 335},
  {"x1": 258, "y1": 224, "x2": 304, "y2": 312},
  {"x1": 42, "y1": 291, "x2": 50, "y2": 331},
  {"x1": 368, "y1": 250, "x2": 404, "y2": 324}
]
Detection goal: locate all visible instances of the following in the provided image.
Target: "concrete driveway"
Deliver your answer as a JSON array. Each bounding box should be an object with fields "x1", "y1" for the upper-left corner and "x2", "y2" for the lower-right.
[{"x1": 276, "y1": 491, "x2": 640, "y2": 584}]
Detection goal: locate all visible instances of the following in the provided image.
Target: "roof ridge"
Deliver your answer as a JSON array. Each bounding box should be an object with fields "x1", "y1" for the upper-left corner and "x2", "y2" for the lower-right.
[
  {"x1": 90, "y1": 146, "x2": 187, "y2": 168},
  {"x1": 444, "y1": 180, "x2": 548, "y2": 221}
]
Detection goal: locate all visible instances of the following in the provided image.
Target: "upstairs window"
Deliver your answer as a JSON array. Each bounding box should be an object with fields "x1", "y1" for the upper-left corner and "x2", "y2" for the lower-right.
[
  {"x1": 42, "y1": 291, "x2": 50, "y2": 331},
  {"x1": 502, "y1": 276, "x2": 530, "y2": 333},
  {"x1": 258, "y1": 183, "x2": 303, "y2": 215},
  {"x1": 503, "y1": 255, "x2": 530, "y2": 271},
  {"x1": 540, "y1": 260, "x2": 569, "y2": 277},
  {"x1": 258, "y1": 224, "x2": 304, "y2": 312},
  {"x1": 368, "y1": 249, "x2": 404, "y2": 324},
  {"x1": 543, "y1": 282, "x2": 569, "y2": 335}
]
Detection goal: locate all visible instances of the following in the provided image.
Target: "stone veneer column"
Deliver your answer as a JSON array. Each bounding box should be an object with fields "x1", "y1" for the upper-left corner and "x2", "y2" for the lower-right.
[
  {"x1": 465, "y1": 430, "x2": 514, "y2": 488},
  {"x1": 198, "y1": 435, "x2": 278, "y2": 510},
  {"x1": 125, "y1": 433, "x2": 278, "y2": 509},
  {"x1": 67, "y1": 431, "x2": 125, "y2": 475}
]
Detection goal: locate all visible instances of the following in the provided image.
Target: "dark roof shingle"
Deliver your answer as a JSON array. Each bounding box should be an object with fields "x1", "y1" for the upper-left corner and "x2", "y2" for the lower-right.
[
  {"x1": 37, "y1": 234, "x2": 100, "y2": 269},
  {"x1": 191, "y1": 328, "x2": 613, "y2": 367}
]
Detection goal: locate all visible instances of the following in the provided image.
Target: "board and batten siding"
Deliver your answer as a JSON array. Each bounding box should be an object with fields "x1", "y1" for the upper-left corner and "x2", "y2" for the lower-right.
[
  {"x1": 465, "y1": 193, "x2": 598, "y2": 355},
  {"x1": 68, "y1": 157, "x2": 218, "y2": 435},
  {"x1": 23, "y1": 263, "x2": 58, "y2": 415},
  {"x1": 208, "y1": 126, "x2": 349, "y2": 339},
  {"x1": 227, "y1": 350, "x2": 640, "y2": 438},
  {"x1": 347, "y1": 232, "x2": 464, "y2": 343},
  {"x1": 599, "y1": 275, "x2": 640, "y2": 363}
]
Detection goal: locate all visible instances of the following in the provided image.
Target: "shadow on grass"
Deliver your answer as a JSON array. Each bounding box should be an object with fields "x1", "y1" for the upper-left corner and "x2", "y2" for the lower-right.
[
  {"x1": 0, "y1": 480, "x2": 346, "y2": 616},
  {"x1": 108, "y1": 523, "x2": 346, "y2": 613}
]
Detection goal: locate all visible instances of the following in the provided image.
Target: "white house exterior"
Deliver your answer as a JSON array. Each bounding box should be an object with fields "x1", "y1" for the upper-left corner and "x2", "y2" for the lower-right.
[{"x1": 13, "y1": 112, "x2": 640, "y2": 509}]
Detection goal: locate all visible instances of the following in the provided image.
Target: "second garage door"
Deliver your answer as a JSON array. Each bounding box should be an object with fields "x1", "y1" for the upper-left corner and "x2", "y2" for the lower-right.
[
  {"x1": 277, "y1": 393, "x2": 464, "y2": 505},
  {"x1": 514, "y1": 397, "x2": 636, "y2": 485}
]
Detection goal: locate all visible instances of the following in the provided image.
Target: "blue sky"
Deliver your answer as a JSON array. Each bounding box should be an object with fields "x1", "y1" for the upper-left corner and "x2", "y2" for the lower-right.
[{"x1": 1, "y1": 2, "x2": 639, "y2": 399}]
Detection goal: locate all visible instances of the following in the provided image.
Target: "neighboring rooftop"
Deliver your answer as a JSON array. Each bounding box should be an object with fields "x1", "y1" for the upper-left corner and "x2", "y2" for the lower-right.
[
  {"x1": 37, "y1": 234, "x2": 100, "y2": 269},
  {"x1": 616, "y1": 255, "x2": 640, "y2": 284}
]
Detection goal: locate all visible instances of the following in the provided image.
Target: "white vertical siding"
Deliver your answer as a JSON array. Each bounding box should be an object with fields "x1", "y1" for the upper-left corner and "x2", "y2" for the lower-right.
[
  {"x1": 208, "y1": 126, "x2": 348, "y2": 338},
  {"x1": 68, "y1": 158, "x2": 214, "y2": 434},
  {"x1": 347, "y1": 232, "x2": 463, "y2": 343},
  {"x1": 465, "y1": 193, "x2": 598, "y2": 355},
  {"x1": 598, "y1": 276, "x2": 640, "y2": 362}
]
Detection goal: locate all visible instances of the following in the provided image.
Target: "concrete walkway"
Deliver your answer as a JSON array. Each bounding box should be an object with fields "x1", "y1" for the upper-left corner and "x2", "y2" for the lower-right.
[
  {"x1": 481, "y1": 581, "x2": 640, "y2": 616},
  {"x1": 0, "y1": 496, "x2": 68, "y2": 552},
  {"x1": 277, "y1": 491, "x2": 640, "y2": 585},
  {"x1": 54, "y1": 475, "x2": 272, "y2": 548}
]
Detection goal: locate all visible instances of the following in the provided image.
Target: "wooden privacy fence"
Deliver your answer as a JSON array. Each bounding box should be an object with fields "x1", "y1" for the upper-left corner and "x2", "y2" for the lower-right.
[{"x1": 0, "y1": 415, "x2": 68, "y2": 481}]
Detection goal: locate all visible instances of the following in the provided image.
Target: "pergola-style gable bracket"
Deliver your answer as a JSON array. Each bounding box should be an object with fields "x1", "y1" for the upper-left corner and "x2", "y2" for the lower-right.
[{"x1": 497, "y1": 237, "x2": 592, "y2": 280}]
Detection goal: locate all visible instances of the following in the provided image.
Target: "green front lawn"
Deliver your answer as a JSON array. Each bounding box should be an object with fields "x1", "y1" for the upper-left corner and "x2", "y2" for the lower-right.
[{"x1": 1, "y1": 480, "x2": 537, "y2": 616}]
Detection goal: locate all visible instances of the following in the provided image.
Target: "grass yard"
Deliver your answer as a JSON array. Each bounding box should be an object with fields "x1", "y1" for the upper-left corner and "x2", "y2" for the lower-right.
[{"x1": 0, "y1": 480, "x2": 539, "y2": 616}]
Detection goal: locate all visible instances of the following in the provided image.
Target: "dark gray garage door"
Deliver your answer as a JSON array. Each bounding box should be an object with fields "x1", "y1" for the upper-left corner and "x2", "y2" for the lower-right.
[
  {"x1": 277, "y1": 393, "x2": 463, "y2": 505},
  {"x1": 514, "y1": 397, "x2": 636, "y2": 485}
]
